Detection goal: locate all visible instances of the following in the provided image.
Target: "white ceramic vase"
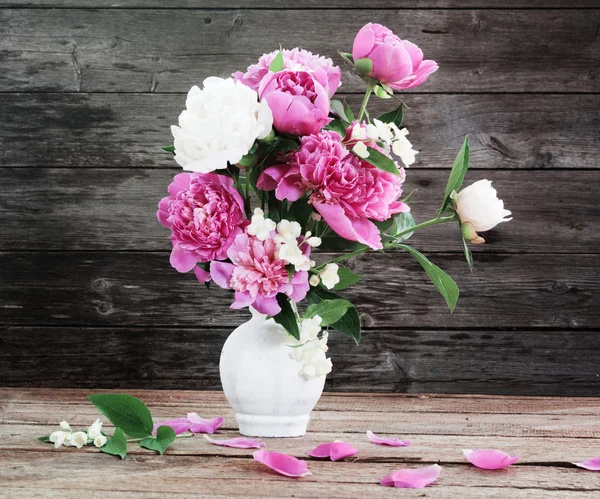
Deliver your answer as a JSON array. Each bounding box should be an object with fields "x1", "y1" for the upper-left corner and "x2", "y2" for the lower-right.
[{"x1": 219, "y1": 307, "x2": 326, "y2": 437}]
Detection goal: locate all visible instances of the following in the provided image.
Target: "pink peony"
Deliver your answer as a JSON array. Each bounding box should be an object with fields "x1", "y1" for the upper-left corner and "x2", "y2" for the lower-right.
[
  {"x1": 210, "y1": 232, "x2": 310, "y2": 316},
  {"x1": 352, "y1": 23, "x2": 438, "y2": 90},
  {"x1": 233, "y1": 48, "x2": 341, "y2": 98},
  {"x1": 157, "y1": 172, "x2": 247, "y2": 274},
  {"x1": 258, "y1": 130, "x2": 408, "y2": 250},
  {"x1": 258, "y1": 69, "x2": 332, "y2": 136}
]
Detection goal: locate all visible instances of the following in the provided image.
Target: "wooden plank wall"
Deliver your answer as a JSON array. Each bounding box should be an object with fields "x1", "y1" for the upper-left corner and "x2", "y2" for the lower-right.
[{"x1": 0, "y1": 1, "x2": 599, "y2": 395}]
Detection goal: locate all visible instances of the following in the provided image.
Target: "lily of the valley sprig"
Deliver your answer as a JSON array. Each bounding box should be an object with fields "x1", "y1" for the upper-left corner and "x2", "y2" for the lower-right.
[{"x1": 157, "y1": 22, "x2": 513, "y2": 379}]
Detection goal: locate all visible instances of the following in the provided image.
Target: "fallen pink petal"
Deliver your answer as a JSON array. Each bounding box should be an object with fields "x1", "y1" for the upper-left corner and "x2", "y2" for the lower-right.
[
  {"x1": 253, "y1": 449, "x2": 311, "y2": 477},
  {"x1": 204, "y1": 435, "x2": 266, "y2": 449},
  {"x1": 187, "y1": 412, "x2": 224, "y2": 434},
  {"x1": 306, "y1": 441, "x2": 357, "y2": 461},
  {"x1": 573, "y1": 457, "x2": 600, "y2": 471},
  {"x1": 463, "y1": 449, "x2": 520, "y2": 470},
  {"x1": 152, "y1": 418, "x2": 192, "y2": 436},
  {"x1": 367, "y1": 430, "x2": 411, "y2": 447},
  {"x1": 380, "y1": 464, "x2": 441, "y2": 488}
]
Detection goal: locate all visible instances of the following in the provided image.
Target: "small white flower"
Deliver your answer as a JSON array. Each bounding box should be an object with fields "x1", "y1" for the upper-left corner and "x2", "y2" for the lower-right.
[
  {"x1": 171, "y1": 77, "x2": 273, "y2": 173},
  {"x1": 315, "y1": 357, "x2": 333, "y2": 377},
  {"x1": 49, "y1": 431, "x2": 67, "y2": 449},
  {"x1": 276, "y1": 219, "x2": 302, "y2": 241},
  {"x1": 366, "y1": 123, "x2": 379, "y2": 140},
  {"x1": 306, "y1": 236, "x2": 322, "y2": 248},
  {"x1": 352, "y1": 141, "x2": 369, "y2": 159},
  {"x1": 247, "y1": 208, "x2": 276, "y2": 241},
  {"x1": 300, "y1": 315, "x2": 322, "y2": 340},
  {"x1": 94, "y1": 435, "x2": 108, "y2": 448},
  {"x1": 299, "y1": 364, "x2": 317, "y2": 381},
  {"x1": 319, "y1": 263, "x2": 340, "y2": 290},
  {"x1": 350, "y1": 124, "x2": 368, "y2": 141},
  {"x1": 310, "y1": 260, "x2": 316, "y2": 268},
  {"x1": 373, "y1": 119, "x2": 393, "y2": 143},
  {"x1": 309, "y1": 275, "x2": 320, "y2": 287},
  {"x1": 87, "y1": 419, "x2": 103, "y2": 440},
  {"x1": 390, "y1": 127, "x2": 418, "y2": 167},
  {"x1": 71, "y1": 431, "x2": 89, "y2": 449},
  {"x1": 59, "y1": 421, "x2": 71, "y2": 432}
]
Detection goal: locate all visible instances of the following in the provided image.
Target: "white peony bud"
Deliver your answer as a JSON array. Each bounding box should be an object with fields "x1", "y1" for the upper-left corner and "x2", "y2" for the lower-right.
[
  {"x1": 94, "y1": 435, "x2": 108, "y2": 448},
  {"x1": 87, "y1": 419, "x2": 103, "y2": 440},
  {"x1": 455, "y1": 179, "x2": 512, "y2": 243},
  {"x1": 71, "y1": 431, "x2": 89, "y2": 449},
  {"x1": 319, "y1": 263, "x2": 340, "y2": 289},
  {"x1": 352, "y1": 141, "x2": 369, "y2": 159},
  {"x1": 309, "y1": 275, "x2": 320, "y2": 287}
]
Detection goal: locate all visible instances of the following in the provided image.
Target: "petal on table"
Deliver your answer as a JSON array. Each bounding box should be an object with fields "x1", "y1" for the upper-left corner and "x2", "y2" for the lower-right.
[
  {"x1": 463, "y1": 449, "x2": 520, "y2": 470},
  {"x1": 187, "y1": 413, "x2": 224, "y2": 434},
  {"x1": 204, "y1": 435, "x2": 266, "y2": 449},
  {"x1": 152, "y1": 418, "x2": 191, "y2": 436},
  {"x1": 380, "y1": 464, "x2": 441, "y2": 488},
  {"x1": 367, "y1": 430, "x2": 411, "y2": 447},
  {"x1": 574, "y1": 457, "x2": 600, "y2": 471},
  {"x1": 253, "y1": 449, "x2": 311, "y2": 477},
  {"x1": 306, "y1": 441, "x2": 357, "y2": 461}
]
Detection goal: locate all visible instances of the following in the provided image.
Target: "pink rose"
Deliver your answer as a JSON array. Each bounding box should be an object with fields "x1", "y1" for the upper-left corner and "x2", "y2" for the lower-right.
[
  {"x1": 258, "y1": 69, "x2": 332, "y2": 136},
  {"x1": 233, "y1": 48, "x2": 341, "y2": 98},
  {"x1": 258, "y1": 131, "x2": 408, "y2": 250},
  {"x1": 210, "y1": 232, "x2": 310, "y2": 316},
  {"x1": 157, "y1": 172, "x2": 247, "y2": 275},
  {"x1": 352, "y1": 23, "x2": 438, "y2": 90}
]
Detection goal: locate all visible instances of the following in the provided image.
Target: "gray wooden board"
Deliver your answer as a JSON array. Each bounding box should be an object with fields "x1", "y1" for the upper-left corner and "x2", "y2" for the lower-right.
[
  {"x1": 0, "y1": 8, "x2": 599, "y2": 93},
  {"x1": 1, "y1": 93, "x2": 598, "y2": 168}
]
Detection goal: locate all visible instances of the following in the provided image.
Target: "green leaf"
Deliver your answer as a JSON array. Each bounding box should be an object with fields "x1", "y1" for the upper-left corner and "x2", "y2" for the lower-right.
[
  {"x1": 286, "y1": 264, "x2": 295, "y2": 281},
  {"x1": 269, "y1": 51, "x2": 284, "y2": 73},
  {"x1": 440, "y1": 135, "x2": 470, "y2": 213},
  {"x1": 286, "y1": 196, "x2": 313, "y2": 228},
  {"x1": 139, "y1": 425, "x2": 176, "y2": 456},
  {"x1": 306, "y1": 288, "x2": 361, "y2": 344},
  {"x1": 338, "y1": 51, "x2": 354, "y2": 64},
  {"x1": 88, "y1": 394, "x2": 153, "y2": 438},
  {"x1": 318, "y1": 233, "x2": 367, "y2": 252},
  {"x1": 161, "y1": 145, "x2": 175, "y2": 155},
  {"x1": 324, "y1": 117, "x2": 347, "y2": 136},
  {"x1": 272, "y1": 294, "x2": 300, "y2": 340},
  {"x1": 373, "y1": 85, "x2": 391, "y2": 99},
  {"x1": 271, "y1": 138, "x2": 299, "y2": 155},
  {"x1": 397, "y1": 244, "x2": 459, "y2": 312},
  {"x1": 100, "y1": 427, "x2": 127, "y2": 459},
  {"x1": 355, "y1": 57, "x2": 373, "y2": 76},
  {"x1": 343, "y1": 100, "x2": 354, "y2": 122},
  {"x1": 401, "y1": 188, "x2": 418, "y2": 205},
  {"x1": 37, "y1": 435, "x2": 51, "y2": 443},
  {"x1": 377, "y1": 105, "x2": 404, "y2": 128},
  {"x1": 304, "y1": 299, "x2": 352, "y2": 326},
  {"x1": 391, "y1": 212, "x2": 416, "y2": 242},
  {"x1": 330, "y1": 100, "x2": 351, "y2": 123},
  {"x1": 331, "y1": 266, "x2": 363, "y2": 291},
  {"x1": 362, "y1": 147, "x2": 401, "y2": 176},
  {"x1": 461, "y1": 237, "x2": 473, "y2": 271}
]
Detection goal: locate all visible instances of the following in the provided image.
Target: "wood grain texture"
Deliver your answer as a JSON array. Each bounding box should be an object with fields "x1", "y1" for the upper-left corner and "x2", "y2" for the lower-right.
[
  {"x1": 1, "y1": 93, "x2": 598, "y2": 168},
  {"x1": 0, "y1": 252, "x2": 595, "y2": 328},
  {"x1": 1, "y1": 328, "x2": 599, "y2": 394},
  {"x1": 1, "y1": 169, "x2": 595, "y2": 253},
  {"x1": 1, "y1": 8, "x2": 599, "y2": 93}
]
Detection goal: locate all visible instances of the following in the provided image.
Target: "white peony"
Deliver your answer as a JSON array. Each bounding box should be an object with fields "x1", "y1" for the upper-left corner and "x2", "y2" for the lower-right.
[
  {"x1": 455, "y1": 179, "x2": 512, "y2": 244},
  {"x1": 171, "y1": 77, "x2": 273, "y2": 173},
  {"x1": 319, "y1": 263, "x2": 340, "y2": 289}
]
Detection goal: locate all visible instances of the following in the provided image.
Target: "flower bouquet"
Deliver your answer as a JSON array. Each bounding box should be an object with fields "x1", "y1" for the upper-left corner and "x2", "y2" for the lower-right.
[{"x1": 158, "y1": 23, "x2": 512, "y2": 436}]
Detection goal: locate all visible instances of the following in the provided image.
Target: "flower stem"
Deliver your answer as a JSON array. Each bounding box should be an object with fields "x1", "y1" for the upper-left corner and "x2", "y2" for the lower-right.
[{"x1": 357, "y1": 84, "x2": 374, "y2": 122}]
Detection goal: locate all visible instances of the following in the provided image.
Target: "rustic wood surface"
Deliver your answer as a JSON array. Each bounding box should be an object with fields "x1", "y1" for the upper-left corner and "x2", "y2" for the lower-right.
[
  {"x1": 0, "y1": 1, "x2": 599, "y2": 395},
  {"x1": 1, "y1": 389, "x2": 599, "y2": 497}
]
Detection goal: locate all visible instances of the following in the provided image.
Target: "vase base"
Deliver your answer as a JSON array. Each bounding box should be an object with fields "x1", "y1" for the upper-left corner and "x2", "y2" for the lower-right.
[{"x1": 236, "y1": 413, "x2": 309, "y2": 438}]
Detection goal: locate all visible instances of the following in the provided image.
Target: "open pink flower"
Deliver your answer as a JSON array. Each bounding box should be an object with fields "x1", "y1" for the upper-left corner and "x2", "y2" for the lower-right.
[
  {"x1": 367, "y1": 430, "x2": 411, "y2": 447},
  {"x1": 157, "y1": 172, "x2": 247, "y2": 273},
  {"x1": 204, "y1": 435, "x2": 265, "y2": 449},
  {"x1": 258, "y1": 130, "x2": 408, "y2": 249},
  {"x1": 152, "y1": 413, "x2": 223, "y2": 436},
  {"x1": 253, "y1": 449, "x2": 311, "y2": 477},
  {"x1": 463, "y1": 449, "x2": 520, "y2": 470},
  {"x1": 573, "y1": 457, "x2": 600, "y2": 471},
  {"x1": 352, "y1": 23, "x2": 438, "y2": 90},
  {"x1": 233, "y1": 48, "x2": 341, "y2": 98},
  {"x1": 306, "y1": 441, "x2": 357, "y2": 461},
  {"x1": 210, "y1": 232, "x2": 310, "y2": 315},
  {"x1": 258, "y1": 69, "x2": 332, "y2": 136},
  {"x1": 380, "y1": 464, "x2": 441, "y2": 488}
]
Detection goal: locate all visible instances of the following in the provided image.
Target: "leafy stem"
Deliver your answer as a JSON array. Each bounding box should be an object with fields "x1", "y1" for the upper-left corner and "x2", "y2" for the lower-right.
[
  {"x1": 357, "y1": 84, "x2": 374, "y2": 122},
  {"x1": 126, "y1": 433, "x2": 194, "y2": 443}
]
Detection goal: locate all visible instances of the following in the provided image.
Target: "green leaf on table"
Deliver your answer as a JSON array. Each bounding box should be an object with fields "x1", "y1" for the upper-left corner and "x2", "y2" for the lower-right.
[
  {"x1": 362, "y1": 147, "x2": 401, "y2": 176},
  {"x1": 269, "y1": 51, "x2": 284, "y2": 73},
  {"x1": 390, "y1": 212, "x2": 416, "y2": 242},
  {"x1": 376, "y1": 105, "x2": 404, "y2": 128},
  {"x1": 304, "y1": 299, "x2": 353, "y2": 326},
  {"x1": 439, "y1": 135, "x2": 470, "y2": 213},
  {"x1": 461, "y1": 237, "x2": 473, "y2": 271},
  {"x1": 397, "y1": 244, "x2": 459, "y2": 312},
  {"x1": 88, "y1": 394, "x2": 154, "y2": 438},
  {"x1": 37, "y1": 435, "x2": 51, "y2": 443},
  {"x1": 161, "y1": 145, "x2": 175, "y2": 155},
  {"x1": 330, "y1": 100, "x2": 351, "y2": 123},
  {"x1": 100, "y1": 428, "x2": 127, "y2": 460},
  {"x1": 306, "y1": 288, "x2": 361, "y2": 344},
  {"x1": 331, "y1": 266, "x2": 363, "y2": 291},
  {"x1": 272, "y1": 294, "x2": 300, "y2": 340},
  {"x1": 139, "y1": 425, "x2": 176, "y2": 456}
]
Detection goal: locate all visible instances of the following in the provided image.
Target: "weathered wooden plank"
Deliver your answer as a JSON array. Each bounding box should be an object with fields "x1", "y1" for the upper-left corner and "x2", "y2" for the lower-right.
[
  {"x1": 1, "y1": 328, "x2": 599, "y2": 395},
  {"x1": 1, "y1": 9, "x2": 598, "y2": 93},
  {"x1": 1, "y1": 93, "x2": 598, "y2": 168},
  {"x1": 0, "y1": 169, "x2": 594, "y2": 253},
  {"x1": 0, "y1": 253, "x2": 595, "y2": 329}
]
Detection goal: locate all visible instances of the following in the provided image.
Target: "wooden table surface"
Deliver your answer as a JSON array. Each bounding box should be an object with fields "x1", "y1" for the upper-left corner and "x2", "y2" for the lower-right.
[{"x1": 1, "y1": 388, "x2": 599, "y2": 497}]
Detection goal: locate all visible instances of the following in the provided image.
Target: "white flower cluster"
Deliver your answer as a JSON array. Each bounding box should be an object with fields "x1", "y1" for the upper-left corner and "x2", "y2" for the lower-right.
[
  {"x1": 309, "y1": 263, "x2": 340, "y2": 290},
  {"x1": 248, "y1": 209, "x2": 321, "y2": 272},
  {"x1": 350, "y1": 120, "x2": 418, "y2": 168},
  {"x1": 49, "y1": 419, "x2": 107, "y2": 449},
  {"x1": 288, "y1": 315, "x2": 333, "y2": 380}
]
